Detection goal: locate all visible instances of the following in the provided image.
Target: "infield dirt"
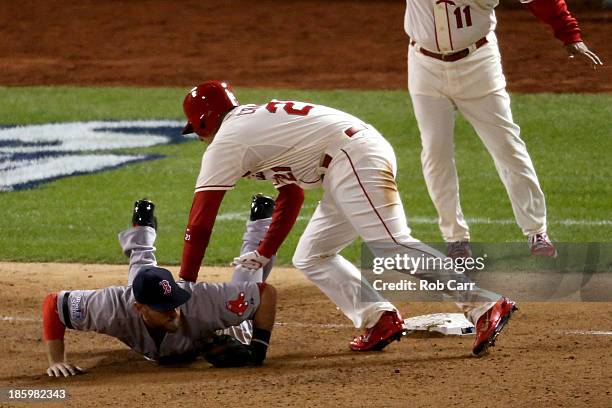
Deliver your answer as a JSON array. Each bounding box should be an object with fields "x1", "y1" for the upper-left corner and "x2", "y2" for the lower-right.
[
  {"x1": 0, "y1": 0, "x2": 610, "y2": 92},
  {"x1": 1, "y1": 263, "x2": 611, "y2": 407}
]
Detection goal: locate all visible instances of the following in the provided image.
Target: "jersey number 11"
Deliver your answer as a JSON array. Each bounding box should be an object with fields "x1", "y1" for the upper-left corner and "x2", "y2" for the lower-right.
[{"x1": 453, "y1": 6, "x2": 472, "y2": 29}]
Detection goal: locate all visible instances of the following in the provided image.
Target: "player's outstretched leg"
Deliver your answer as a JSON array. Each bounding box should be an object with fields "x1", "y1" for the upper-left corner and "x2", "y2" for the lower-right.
[
  {"x1": 120, "y1": 199, "x2": 160, "y2": 285},
  {"x1": 456, "y1": 92, "x2": 556, "y2": 258},
  {"x1": 293, "y1": 194, "x2": 406, "y2": 352}
]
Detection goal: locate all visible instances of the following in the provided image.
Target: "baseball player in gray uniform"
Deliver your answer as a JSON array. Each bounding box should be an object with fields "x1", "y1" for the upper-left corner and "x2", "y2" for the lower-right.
[
  {"x1": 42, "y1": 199, "x2": 277, "y2": 377},
  {"x1": 404, "y1": 0, "x2": 602, "y2": 258},
  {"x1": 178, "y1": 80, "x2": 516, "y2": 356}
]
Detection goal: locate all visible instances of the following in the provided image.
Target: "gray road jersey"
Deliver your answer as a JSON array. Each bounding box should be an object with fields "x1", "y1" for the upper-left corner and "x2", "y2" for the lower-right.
[{"x1": 55, "y1": 227, "x2": 260, "y2": 361}]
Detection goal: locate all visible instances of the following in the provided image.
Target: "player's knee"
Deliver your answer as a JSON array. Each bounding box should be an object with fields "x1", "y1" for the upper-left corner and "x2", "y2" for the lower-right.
[
  {"x1": 292, "y1": 244, "x2": 317, "y2": 269},
  {"x1": 292, "y1": 248, "x2": 307, "y2": 269},
  {"x1": 293, "y1": 248, "x2": 335, "y2": 270},
  {"x1": 292, "y1": 253, "x2": 304, "y2": 269},
  {"x1": 421, "y1": 142, "x2": 452, "y2": 162},
  {"x1": 292, "y1": 254, "x2": 314, "y2": 270}
]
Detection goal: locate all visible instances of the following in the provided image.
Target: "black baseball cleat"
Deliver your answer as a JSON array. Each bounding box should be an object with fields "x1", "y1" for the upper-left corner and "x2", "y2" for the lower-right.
[
  {"x1": 132, "y1": 199, "x2": 157, "y2": 230},
  {"x1": 250, "y1": 194, "x2": 275, "y2": 221}
]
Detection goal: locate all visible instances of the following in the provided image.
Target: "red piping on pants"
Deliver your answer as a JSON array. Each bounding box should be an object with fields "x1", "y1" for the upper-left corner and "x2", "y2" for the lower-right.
[{"x1": 339, "y1": 148, "x2": 439, "y2": 259}]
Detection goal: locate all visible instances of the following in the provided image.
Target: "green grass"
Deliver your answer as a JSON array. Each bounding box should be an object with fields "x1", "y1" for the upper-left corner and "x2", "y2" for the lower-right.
[{"x1": 0, "y1": 86, "x2": 610, "y2": 266}]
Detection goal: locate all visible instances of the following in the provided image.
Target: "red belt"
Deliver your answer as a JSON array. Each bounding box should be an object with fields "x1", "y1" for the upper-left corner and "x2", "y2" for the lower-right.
[{"x1": 411, "y1": 37, "x2": 488, "y2": 62}]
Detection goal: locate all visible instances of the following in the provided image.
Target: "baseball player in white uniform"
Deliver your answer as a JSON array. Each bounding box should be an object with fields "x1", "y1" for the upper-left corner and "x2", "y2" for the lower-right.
[
  {"x1": 42, "y1": 199, "x2": 277, "y2": 377},
  {"x1": 179, "y1": 80, "x2": 517, "y2": 355},
  {"x1": 404, "y1": 0, "x2": 602, "y2": 258}
]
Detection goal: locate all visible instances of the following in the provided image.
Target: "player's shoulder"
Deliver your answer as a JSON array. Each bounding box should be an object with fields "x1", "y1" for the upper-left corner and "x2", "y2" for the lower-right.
[
  {"x1": 226, "y1": 103, "x2": 264, "y2": 119},
  {"x1": 230, "y1": 100, "x2": 332, "y2": 116},
  {"x1": 178, "y1": 280, "x2": 237, "y2": 297}
]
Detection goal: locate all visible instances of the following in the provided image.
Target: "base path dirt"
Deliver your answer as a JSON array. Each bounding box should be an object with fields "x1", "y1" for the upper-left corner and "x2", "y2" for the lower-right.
[
  {"x1": 1, "y1": 262, "x2": 610, "y2": 407},
  {"x1": 0, "y1": 1, "x2": 609, "y2": 92}
]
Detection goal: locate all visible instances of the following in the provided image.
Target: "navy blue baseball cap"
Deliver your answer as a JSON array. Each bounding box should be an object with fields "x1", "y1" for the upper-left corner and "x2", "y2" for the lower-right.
[{"x1": 132, "y1": 267, "x2": 191, "y2": 312}]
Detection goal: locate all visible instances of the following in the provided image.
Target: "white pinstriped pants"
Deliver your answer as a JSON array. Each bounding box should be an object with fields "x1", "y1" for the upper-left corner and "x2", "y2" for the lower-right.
[
  {"x1": 408, "y1": 33, "x2": 547, "y2": 242},
  {"x1": 293, "y1": 130, "x2": 499, "y2": 329}
]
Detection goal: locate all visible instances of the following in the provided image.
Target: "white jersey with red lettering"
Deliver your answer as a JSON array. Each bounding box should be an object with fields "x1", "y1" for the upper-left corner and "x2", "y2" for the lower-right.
[
  {"x1": 192, "y1": 97, "x2": 502, "y2": 330},
  {"x1": 194, "y1": 101, "x2": 367, "y2": 192},
  {"x1": 405, "y1": 0, "x2": 530, "y2": 53}
]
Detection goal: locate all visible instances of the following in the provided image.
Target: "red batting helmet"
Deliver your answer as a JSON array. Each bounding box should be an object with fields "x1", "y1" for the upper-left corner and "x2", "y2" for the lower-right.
[{"x1": 181, "y1": 81, "x2": 240, "y2": 138}]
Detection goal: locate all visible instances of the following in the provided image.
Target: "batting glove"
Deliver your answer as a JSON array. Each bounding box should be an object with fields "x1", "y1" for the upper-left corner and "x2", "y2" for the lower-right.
[{"x1": 232, "y1": 250, "x2": 270, "y2": 271}]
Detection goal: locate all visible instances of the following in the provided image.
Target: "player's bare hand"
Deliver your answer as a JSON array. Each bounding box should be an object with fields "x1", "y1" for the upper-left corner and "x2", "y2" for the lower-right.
[
  {"x1": 231, "y1": 250, "x2": 270, "y2": 271},
  {"x1": 566, "y1": 42, "x2": 603, "y2": 69},
  {"x1": 47, "y1": 362, "x2": 84, "y2": 377}
]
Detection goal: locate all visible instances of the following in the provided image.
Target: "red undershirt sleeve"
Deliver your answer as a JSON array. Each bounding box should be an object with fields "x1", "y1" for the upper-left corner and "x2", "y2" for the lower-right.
[
  {"x1": 42, "y1": 292, "x2": 66, "y2": 341},
  {"x1": 257, "y1": 183, "x2": 305, "y2": 258},
  {"x1": 179, "y1": 190, "x2": 226, "y2": 282},
  {"x1": 525, "y1": 0, "x2": 582, "y2": 45}
]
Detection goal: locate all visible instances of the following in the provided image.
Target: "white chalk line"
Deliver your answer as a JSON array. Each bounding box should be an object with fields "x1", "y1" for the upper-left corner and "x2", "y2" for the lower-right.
[
  {"x1": 275, "y1": 321, "x2": 351, "y2": 329},
  {"x1": 0, "y1": 316, "x2": 350, "y2": 328},
  {"x1": 562, "y1": 330, "x2": 612, "y2": 336},
  {"x1": 1, "y1": 316, "x2": 40, "y2": 322},
  {"x1": 218, "y1": 212, "x2": 612, "y2": 226},
  {"x1": 4, "y1": 316, "x2": 611, "y2": 337}
]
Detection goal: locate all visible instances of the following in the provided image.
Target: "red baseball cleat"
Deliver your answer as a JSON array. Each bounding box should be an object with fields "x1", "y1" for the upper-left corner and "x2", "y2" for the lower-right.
[
  {"x1": 349, "y1": 311, "x2": 407, "y2": 352},
  {"x1": 529, "y1": 232, "x2": 557, "y2": 257},
  {"x1": 472, "y1": 297, "x2": 517, "y2": 356}
]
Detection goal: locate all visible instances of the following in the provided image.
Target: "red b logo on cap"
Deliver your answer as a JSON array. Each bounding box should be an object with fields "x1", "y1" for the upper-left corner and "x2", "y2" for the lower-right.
[{"x1": 159, "y1": 280, "x2": 172, "y2": 295}]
